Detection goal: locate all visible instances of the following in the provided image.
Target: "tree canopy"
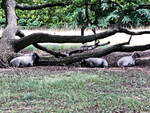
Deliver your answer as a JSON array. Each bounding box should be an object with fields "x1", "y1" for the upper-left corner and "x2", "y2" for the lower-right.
[{"x1": 0, "y1": 0, "x2": 150, "y2": 28}]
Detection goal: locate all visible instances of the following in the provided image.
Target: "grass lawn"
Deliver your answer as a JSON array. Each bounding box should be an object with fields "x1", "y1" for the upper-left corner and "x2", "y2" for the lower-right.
[
  {"x1": 0, "y1": 69, "x2": 150, "y2": 113},
  {"x1": 0, "y1": 28, "x2": 150, "y2": 112}
]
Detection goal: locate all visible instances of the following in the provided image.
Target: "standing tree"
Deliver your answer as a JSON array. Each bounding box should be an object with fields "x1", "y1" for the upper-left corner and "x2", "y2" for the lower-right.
[{"x1": 0, "y1": 0, "x2": 150, "y2": 67}]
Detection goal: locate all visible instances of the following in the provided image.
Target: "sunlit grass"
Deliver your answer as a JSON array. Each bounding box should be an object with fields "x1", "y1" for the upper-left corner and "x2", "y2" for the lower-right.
[
  {"x1": 0, "y1": 70, "x2": 150, "y2": 112},
  {"x1": 24, "y1": 44, "x2": 81, "y2": 51}
]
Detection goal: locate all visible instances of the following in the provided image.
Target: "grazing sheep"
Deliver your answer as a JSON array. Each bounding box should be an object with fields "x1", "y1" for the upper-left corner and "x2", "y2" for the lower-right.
[
  {"x1": 10, "y1": 53, "x2": 39, "y2": 67},
  {"x1": 81, "y1": 58, "x2": 108, "y2": 68},
  {"x1": 117, "y1": 52, "x2": 140, "y2": 67}
]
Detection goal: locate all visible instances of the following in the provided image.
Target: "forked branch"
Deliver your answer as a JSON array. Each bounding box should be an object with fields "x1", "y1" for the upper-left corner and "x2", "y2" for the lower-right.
[
  {"x1": 37, "y1": 39, "x2": 132, "y2": 65},
  {"x1": 14, "y1": 27, "x2": 150, "y2": 52},
  {"x1": 16, "y1": 30, "x2": 69, "y2": 58},
  {"x1": 16, "y1": 2, "x2": 69, "y2": 10},
  {"x1": 38, "y1": 39, "x2": 150, "y2": 66}
]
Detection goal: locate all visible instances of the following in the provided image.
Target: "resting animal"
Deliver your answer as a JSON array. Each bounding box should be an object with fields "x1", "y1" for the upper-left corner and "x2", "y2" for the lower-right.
[
  {"x1": 81, "y1": 58, "x2": 108, "y2": 68},
  {"x1": 10, "y1": 53, "x2": 39, "y2": 67},
  {"x1": 117, "y1": 52, "x2": 140, "y2": 67}
]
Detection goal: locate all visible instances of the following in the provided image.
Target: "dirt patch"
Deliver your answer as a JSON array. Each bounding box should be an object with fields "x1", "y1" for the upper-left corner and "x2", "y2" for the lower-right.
[
  {"x1": 1, "y1": 50, "x2": 150, "y2": 75},
  {"x1": 0, "y1": 65, "x2": 150, "y2": 77}
]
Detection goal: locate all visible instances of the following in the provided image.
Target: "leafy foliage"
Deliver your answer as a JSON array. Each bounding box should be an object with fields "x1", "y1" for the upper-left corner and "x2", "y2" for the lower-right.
[{"x1": 0, "y1": 0, "x2": 150, "y2": 28}]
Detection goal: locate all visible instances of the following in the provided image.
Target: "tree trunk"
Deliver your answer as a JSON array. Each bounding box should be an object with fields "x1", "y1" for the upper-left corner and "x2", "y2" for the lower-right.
[{"x1": 0, "y1": 0, "x2": 18, "y2": 67}]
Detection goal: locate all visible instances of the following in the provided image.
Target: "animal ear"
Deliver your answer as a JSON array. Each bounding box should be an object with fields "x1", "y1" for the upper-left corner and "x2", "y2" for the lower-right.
[
  {"x1": 81, "y1": 60, "x2": 85, "y2": 67},
  {"x1": 132, "y1": 52, "x2": 140, "y2": 58},
  {"x1": 136, "y1": 53, "x2": 140, "y2": 58},
  {"x1": 32, "y1": 53, "x2": 39, "y2": 60},
  {"x1": 81, "y1": 59, "x2": 85, "y2": 65},
  {"x1": 32, "y1": 52, "x2": 37, "y2": 56}
]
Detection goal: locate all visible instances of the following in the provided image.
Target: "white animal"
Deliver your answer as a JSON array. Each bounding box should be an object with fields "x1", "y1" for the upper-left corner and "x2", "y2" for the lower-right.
[
  {"x1": 10, "y1": 53, "x2": 39, "y2": 67},
  {"x1": 81, "y1": 58, "x2": 108, "y2": 68},
  {"x1": 117, "y1": 52, "x2": 140, "y2": 67}
]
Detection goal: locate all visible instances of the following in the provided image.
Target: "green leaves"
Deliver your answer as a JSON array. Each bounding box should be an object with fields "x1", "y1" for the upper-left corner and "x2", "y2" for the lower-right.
[
  {"x1": 134, "y1": 9, "x2": 150, "y2": 26},
  {"x1": 137, "y1": 9, "x2": 150, "y2": 18},
  {"x1": 0, "y1": 0, "x2": 150, "y2": 28},
  {"x1": 101, "y1": 3, "x2": 109, "y2": 10},
  {"x1": 98, "y1": 17, "x2": 110, "y2": 28},
  {"x1": 122, "y1": 16, "x2": 132, "y2": 24}
]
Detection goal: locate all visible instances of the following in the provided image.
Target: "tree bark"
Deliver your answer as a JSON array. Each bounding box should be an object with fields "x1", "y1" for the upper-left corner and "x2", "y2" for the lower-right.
[
  {"x1": 16, "y1": 2, "x2": 69, "y2": 10},
  {"x1": 0, "y1": 0, "x2": 18, "y2": 67},
  {"x1": 14, "y1": 28, "x2": 119, "y2": 52},
  {"x1": 0, "y1": 0, "x2": 72, "y2": 67},
  {"x1": 13, "y1": 27, "x2": 150, "y2": 52}
]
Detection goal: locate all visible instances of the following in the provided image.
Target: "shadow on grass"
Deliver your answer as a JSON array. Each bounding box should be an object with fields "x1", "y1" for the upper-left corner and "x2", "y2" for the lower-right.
[{"x1": 0, "y1": 69, "x2": 150, "y2": 112}]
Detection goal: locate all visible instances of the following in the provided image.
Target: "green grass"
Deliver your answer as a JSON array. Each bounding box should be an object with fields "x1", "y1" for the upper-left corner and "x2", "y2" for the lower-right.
[
  {"x1": 0, "y1": 70, "x2": 150, "y2": 112},
  {"x1": 23, "y1": 43, "x2": 108, "y2": 52},
  {"x1": 24, "y1": 44, "x2": 82, "y2": 52}
]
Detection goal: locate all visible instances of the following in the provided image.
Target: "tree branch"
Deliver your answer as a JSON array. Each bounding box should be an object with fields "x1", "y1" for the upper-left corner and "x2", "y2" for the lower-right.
[
  {"x1": 16, "y1": 2, "x2": 69, "y2": 10},
  {"x1": 33, "y1": 43, "x2": 68, "y2": 58},
  {"x1": 14, "y1": 28, "x2": 150, "y2": 66},
  {"x1": 14, "y1": 28, "x2": 119, "y2": 52},
  {"x1": 14, "y1": 27, "x2": 150, "y2": 52},
  {"x1": 109, "y1": 0, "x2": 122, "y2": 9},
  {"x1": 119, "y1": 27, "x2": 150, "y2": 35},
  {"x1": 68, "y1": 41, "x2": 110, "y2": 55},
  {"x1": 15, "y1": 29, "x2": 150, "y2": 66},
  {"x1": 15, "y1": 30, "x2": 69, "y2": 58},
  {"x1": 37, "y1": 42, "x2": 150, "y2": 66},
  {"x1": 16, "y1": 29, "x2": 25, "y2": 37},
  {"x1": 36, "y1": 40, "x2": 130, "y2": 66},
  {"x1": 81, "y1": 41, "x2": 110, "y2": 48},
  {"x1": 2, "y1": 0, "x2": 18, "y2": 40},
  {"x1": 123, "y1": 4, "x2": 150, "y2": 14},
  {"x1": 15, "y1": 30, "x2": 110, "y2": 57},
  {"x1": 133, "y1": 4, "x2": 150, "y2": 10}
]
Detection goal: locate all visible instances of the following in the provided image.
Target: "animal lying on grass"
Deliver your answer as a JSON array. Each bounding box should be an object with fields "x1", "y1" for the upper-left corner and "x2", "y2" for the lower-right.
[
  {"x1": 117, "y1": 52, "x2": 140, "y2": 67},
  {"x1": 81, "y1": 58, "x2": 108, "y2": 68},
  {"x1": 10, "y1": 53, "x2": 39, "y2": 67}
]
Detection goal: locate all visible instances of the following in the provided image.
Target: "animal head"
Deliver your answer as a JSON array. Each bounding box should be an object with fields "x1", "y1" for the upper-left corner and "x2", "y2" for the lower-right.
[
  {"x1": 131, "y1": 52, "x2": 140, "y2": 59},
  {"x1": 81, "y1": 59, "x2": 90, "y2": 67},
  {"x1": 32, "y1": 53, "x2": 40, "y2": 62}
]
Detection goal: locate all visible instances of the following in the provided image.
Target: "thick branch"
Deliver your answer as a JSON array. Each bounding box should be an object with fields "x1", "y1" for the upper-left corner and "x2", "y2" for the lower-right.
[
  {"x1": 119, "y1": 27, "x2": 150, "y2": 35},
  {"x1": 33, "y1": 43, "x2": 68, "y2": 58},
  {"x1": 14, "y1": 28, "x2": 119, "y2": 52},
  {"x1": 2, "y1": 0, "x2": 17, "y2": 26},
  {"x1": 39, "y1": 44, "x2": 123, "y2": 65},
  {"x1": 0, "y1": 0, "x2": 18, "y2": 66},
  {"x1": 120, "y1": 44, "x2": 150, "y2": 52},
  {"x1": 2, "y1": 0, "x2": 18, "y2": 40},
  {"x1": 16, "y1": 30, "x2": 68, "y2": 57},
  {"x1": 16, "y1": 29, "x2": 25, "y2": 37},
  {"x1": 14, "y1": 27, "x2": 150, "y2": 52},
  {"x1": 16, "y1": 3, "x2": 69, "y2": 10},
  {"x1": 38, "y1": 42, "x2": 150, "y2": 66},
  {"x1": 16, "y1": 30, "x2": 110, "y2": 57}
]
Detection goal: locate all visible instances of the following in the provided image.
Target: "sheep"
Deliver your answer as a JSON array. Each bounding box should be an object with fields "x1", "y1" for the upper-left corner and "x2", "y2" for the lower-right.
[
  {"x1": 10, "y1": 53, "x2": 39, "y2": 67},
  {"x1": 81, "y1": 58, "x2": 108, "y2": 68},
  {"x1": 117, "y1": 52, "x2": 140, "y2": 67}
]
